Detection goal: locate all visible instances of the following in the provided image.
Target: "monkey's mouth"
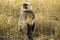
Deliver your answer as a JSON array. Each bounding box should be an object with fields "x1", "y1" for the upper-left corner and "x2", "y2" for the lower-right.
[{"x1": 23, "y1": 6, "x2": 28, "y2": 9}]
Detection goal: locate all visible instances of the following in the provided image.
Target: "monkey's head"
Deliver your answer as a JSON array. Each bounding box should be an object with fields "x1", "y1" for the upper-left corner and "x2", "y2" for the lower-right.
[{"x1": 22, "y1": 2, "x2": 32, "y2": 10}]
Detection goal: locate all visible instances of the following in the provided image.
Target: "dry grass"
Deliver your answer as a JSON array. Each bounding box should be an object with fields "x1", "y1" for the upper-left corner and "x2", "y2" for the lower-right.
[{"x1": 0, "y1": 0, "x2": 60, "y2": 40}]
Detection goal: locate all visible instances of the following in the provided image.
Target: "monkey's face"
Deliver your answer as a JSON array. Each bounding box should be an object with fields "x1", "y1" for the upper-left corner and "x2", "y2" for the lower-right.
[
  {"x1": 23, "y1": 4, "x2": 28, "y2": 9},
  {"x1": 22, "y1": 3, "x2": 32, "y2": 10}
]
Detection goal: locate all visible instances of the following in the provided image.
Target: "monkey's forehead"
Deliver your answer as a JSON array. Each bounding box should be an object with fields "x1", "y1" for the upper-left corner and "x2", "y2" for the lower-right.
[{"x1": 22, "y1": 2, "x2": 32, "y2": 5}]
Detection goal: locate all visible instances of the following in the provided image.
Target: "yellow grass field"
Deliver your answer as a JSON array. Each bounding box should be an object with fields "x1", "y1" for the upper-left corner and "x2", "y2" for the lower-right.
[{"x1": 0, "y1": 0, "x2": 60, "y2": 40}]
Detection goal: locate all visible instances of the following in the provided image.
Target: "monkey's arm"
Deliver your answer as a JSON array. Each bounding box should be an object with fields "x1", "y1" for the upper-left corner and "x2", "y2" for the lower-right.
[
  {"x1": 25, "y1": 16, "x2": 32, "y2": 25},
  {"x1": 25, "y1": 16, "x2": 35, "y2": 25}
]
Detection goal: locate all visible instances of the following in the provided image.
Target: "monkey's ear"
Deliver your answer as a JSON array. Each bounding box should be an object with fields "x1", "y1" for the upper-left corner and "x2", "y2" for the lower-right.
[{"x1": 30, "y1": 3, "x2": 32, "y2": 5}]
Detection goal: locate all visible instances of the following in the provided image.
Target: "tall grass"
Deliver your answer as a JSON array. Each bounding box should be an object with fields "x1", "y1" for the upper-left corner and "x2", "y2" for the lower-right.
[{"x1": 0, "y1": 0, "x2": 60, "y2": 40}]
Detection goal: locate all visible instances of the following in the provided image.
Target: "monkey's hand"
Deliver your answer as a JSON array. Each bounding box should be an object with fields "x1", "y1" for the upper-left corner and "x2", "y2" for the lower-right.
[{"x1": 25, "y1": 16, "x2": 32, "y2": 25}]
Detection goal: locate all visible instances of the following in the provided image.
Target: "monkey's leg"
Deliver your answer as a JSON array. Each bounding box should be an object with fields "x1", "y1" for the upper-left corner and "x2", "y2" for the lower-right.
[
  {"x1": 27, "y1": 24, "x2": 33, "y2": 40},
  {"x1": 32, "y1": 23, "x2": 35, "y2": 32}
]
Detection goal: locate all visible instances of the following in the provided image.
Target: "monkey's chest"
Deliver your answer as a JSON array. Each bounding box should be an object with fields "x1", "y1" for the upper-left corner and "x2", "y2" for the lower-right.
[{"x1": 23, "y1": 13, "x2": 33, "y2": 25}]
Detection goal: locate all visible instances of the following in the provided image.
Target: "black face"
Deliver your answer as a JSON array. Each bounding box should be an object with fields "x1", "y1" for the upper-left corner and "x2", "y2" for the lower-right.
[{"x1": 23, "y1": 4, "x2": 28, "y2": 9}]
